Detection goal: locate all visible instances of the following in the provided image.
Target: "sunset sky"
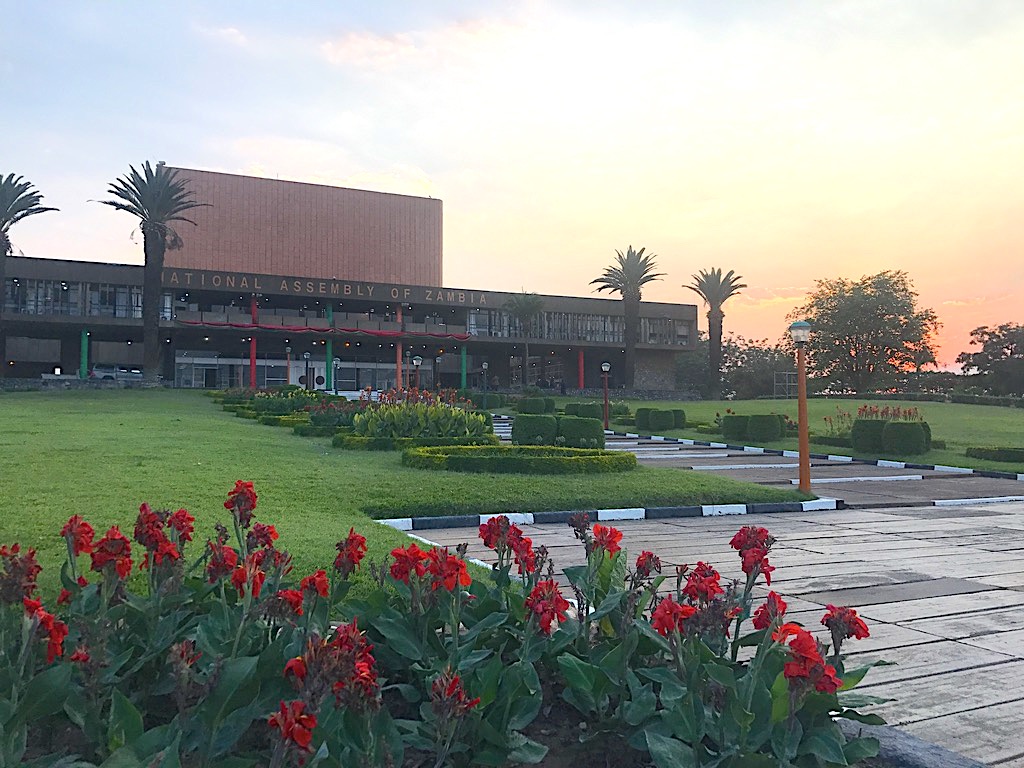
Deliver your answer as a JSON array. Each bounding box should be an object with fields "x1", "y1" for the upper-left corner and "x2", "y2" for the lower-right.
[{"x1": 4, "y1": 1, "x2": 1023, "y2": 366}]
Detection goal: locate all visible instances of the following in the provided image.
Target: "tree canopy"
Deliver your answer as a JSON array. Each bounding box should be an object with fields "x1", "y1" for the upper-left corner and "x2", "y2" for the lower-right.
[
  {"x1": 787, "y1": 271, "x2": 939, "y2": 393},
  {"x1": 956, "y1": 323, "x2": 1024, "y2": 396}
]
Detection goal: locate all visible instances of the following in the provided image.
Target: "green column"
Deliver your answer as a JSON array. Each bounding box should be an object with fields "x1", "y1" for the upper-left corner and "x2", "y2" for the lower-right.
[
  {"x1": 325, "y1": 305, "x2": 334, "y2": 390},
  {"x1": 79, "y1": 329, "x2": 88, "y2": 379},
  {"x1": 460, "y1": 347, "x2": 467, "y2": 388}
]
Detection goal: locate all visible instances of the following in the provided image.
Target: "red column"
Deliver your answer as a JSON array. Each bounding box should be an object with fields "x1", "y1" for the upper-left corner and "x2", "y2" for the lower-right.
[
  {"x1": 577, "y1": 349, "x2": 585, "y2": 389},
  {"x1": 396, "y1": 306, "x2": 403, "y2": 390},
  {"x1": 249, "y1": 295, "x2": 258, "y2": 388}
]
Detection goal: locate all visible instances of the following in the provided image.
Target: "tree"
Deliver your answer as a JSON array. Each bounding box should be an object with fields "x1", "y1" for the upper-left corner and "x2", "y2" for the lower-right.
[
  {"x1": 788, "y1": 271, "x2": 940, "y2": 393},
  {"x1": 722, "y1": 335, "x2": 794, "y2": 400},
  {"x1": 1, "y1": 174, "x2": 58, "y2": 378},
  {"x1": 503, "y1": 291, "x2": 544, "y2": 390},
  {"x1": 684, "y1": 268, "x2": 747, "y2": 399},
  {"x1": 590, "y1": 246, "x2": 664, "y2": 388},
  {"x1": 956, "y1": 323, "x2": 1024, "y2": 395},
  {"x1": 100, "y1": 162, "x2": 206, "y2": 384}
]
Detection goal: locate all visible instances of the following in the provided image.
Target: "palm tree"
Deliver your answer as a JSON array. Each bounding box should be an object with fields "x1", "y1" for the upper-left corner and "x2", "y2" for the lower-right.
[
  {"x1": 684, "y1": 268, "x2": 747, "y2": 398},
  {"x1": 100, "y1": 162, "x2": 206, "y2": 384},
  {"x1": 503, "y1": 291, "x2": 544, "y2": 390},
  {"x1": 590, "y1": 246, "x2": 664, "y2": 388},
  {"x1": 1, "y1": 174, "x2": 58, "y2": 378}
]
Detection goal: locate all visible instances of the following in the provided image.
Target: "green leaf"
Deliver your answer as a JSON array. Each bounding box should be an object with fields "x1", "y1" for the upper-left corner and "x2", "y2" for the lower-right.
[
  {"x1": 843, "y1": 736, "x2": 880, "y2": 762},
  {"x1": 556, "y1": 654, "x2": 600, "y2": 693},
  {"x1": 203, "y1": 656, "x2": 258, "y2": 716},
  {"x1": 507, "y1": 732, "x2": 548, "y2": 764},
  {"x1": 836, "y1": 709, "x2": 886, "y2": 726},
  {"x1": 636, "y1": 667, "x2": 687, "y2": 705},
  {"x1": 672, "y1": 694, "x2": 705, "y2": 744},
  {"x1": 108, "y1": 691, "x2": 144, "y2": 753},
  {"x1": 368, "y1": 615, "x2": 423, "y2": 660},
  {"x1": 704, "y1": 662, "x2": 737, "y2": 690},
  {"x1": 18, "y1": 665, "x2": 73, "y2": 722},
  {"x1": 507, "y1": 689, "x2": 542, "y2": 730},
  {"x1": 589, "y1": 589, "x2": 626, "y2": 622},
  {"x1": 455, "y1": 648, "x2": 493, "y2": 672},
  {"x1": 645, "y1": 731, "x2": 695, "y2": 768},
  {"x1": 770, "y1": 717, "x2": 802, "y2": 761},
  {"x1": 838, "y1": 661, "x2": 889, "y2": 691},
  {"x1": 623, "y1": 671, "x2": 657, "y2": 727},
  {"x1": 799, "y1": 725, "x2": 848, "y2": 765},
  {"x1": 769, "y1": 672, "x2": 790, "y2": 723}
]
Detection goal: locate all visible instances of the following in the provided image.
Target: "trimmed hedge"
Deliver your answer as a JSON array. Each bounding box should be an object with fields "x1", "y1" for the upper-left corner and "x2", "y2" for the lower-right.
[
  {"x1": 517, "y1": 397, "x2": 547, "y2": 414},
  {"x1": 850, "y1": 419, "x2": 886, "y2": 453},
  {"x1": 563, "y1": 403, "x2": 581, "y2": 416},
  {"x1": 543, "y1": 397, "x2": 556, "y2": 413},
  {"x1": 648, "y1": 409, "x2": 675, "y2": 432},
  {"x1": 881, "y1": 421, "x2": 927, "y2": 455},
  {"x1": 720, "y1": 415, "x2": 749, "y2": 441},
  {"x1": 746, "y1": 414, "x2": 782, "y2": 442},
  {"x1": 672, "y1": 409, "x2": 686, "y2": 429},
  {"x1": 556, "y1": 416, "x2": 605, "y2": 449},
  {"x1": 951, "y1": 393, "x2": 1024, "y2": 408},
  {"x1": 292, "y1": 425, "x2": 342, "y2": 437},
  {"x1": 965, "y1": 446, "x2": 1024, "y2": 463},
  {"x1": 511, "y1": 414, "x2": 558, "y2": 445},
  {"x1": 402, "y1": 445, "x2": 637, "y2": 474},
  {"x1": 811, "y1": 436, "x2": 853, "y2": 448},
  {"x1": 635, "y1": 407, "x2": 654, "y2": 431},
  {"x1": 576, "y1": 403, "x2": 603, "y2": 420},
  {"x1": 332, "y1": 434, "x2": 500, "y2": 451}
]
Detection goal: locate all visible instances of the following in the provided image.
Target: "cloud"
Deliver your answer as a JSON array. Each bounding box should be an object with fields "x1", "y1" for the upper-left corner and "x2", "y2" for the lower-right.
[{"x1": 193, "y1": 23, "x2": 249, "y2": 47}]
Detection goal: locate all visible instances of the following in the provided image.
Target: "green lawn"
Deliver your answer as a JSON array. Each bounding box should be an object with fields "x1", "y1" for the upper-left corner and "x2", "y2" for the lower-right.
[
  {"x1": 533, "y1": 396, "x2": 1024, "y2": 473},
  {"x1": 0, "y1": 390, "x2": 808, "y2": 593}
]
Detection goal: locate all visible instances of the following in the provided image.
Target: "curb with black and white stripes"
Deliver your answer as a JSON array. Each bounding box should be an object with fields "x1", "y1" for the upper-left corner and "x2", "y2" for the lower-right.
[{"x1": 376, "y1": 498, "x2": 841, "y2": 532}]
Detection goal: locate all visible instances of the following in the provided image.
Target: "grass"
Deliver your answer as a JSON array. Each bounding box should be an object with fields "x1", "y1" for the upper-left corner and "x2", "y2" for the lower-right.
[
  {"x1": 0, "y1": 390, "x2": 808, "y2": 593},
  {"x1": 519, "y1": 396, "x2": 1024, "y2": 474}
]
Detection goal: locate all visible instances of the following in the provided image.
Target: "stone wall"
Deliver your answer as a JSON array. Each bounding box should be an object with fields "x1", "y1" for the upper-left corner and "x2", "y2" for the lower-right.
[{"x1": 634, "y1": 349, "x2": 679, "y2": 390}]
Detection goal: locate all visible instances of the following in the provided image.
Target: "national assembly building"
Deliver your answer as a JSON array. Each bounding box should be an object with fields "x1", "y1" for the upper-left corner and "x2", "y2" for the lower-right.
[{"x1": 2, "y1": 168, "x2": 697, "y2": 392}]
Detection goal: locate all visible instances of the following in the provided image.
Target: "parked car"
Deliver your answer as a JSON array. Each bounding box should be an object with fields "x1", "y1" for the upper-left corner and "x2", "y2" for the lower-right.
[{"x1": 90, "y1": 364, "x2": 143, "y2": 381}]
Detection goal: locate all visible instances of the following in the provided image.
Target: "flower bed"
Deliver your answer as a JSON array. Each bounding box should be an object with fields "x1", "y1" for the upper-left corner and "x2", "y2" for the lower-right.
[
  {"x1": 402, "y1": 445, "x2": 638, "y2": 474},
  {"x1": 333, "y1": 434, "x2": 500, "y2": 450},
  {"x1": 2, "y1": 484, "x2": 884, "y2": 767}
]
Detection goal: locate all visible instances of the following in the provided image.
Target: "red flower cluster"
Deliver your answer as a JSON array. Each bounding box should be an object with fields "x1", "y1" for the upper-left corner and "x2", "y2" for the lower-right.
[
  {"x1": 682, "y1": 562, "x2": 724, "y2": 604},
  {"x1": 822, "y1": 605, "x2": 870, "y2": 642},
  {"x1": 525, "y1": 580, "x2": 570, "y2": 634},
  {"x1": 268, "y1": 700, "x2": 317, "y2": 752},
  {"x1": 0, "y1": 543, "x2": 43, "y2": 603},
  {"x1": 651, "y1": 595, "x2": 697, "y2": 637},
  {"x1": 390, "y1": 543, "x2": 429, "y2": 584},
  {"x1": 224, "y1": 480, "x2": 258, "y2": 528},
  {"x1": 773, "y1": 623, "x2": 842, "y2": 694},
  {"x1": 24, "y1": 598, "x2": 69, "y2": 663},
  {"x1": 300, "y1": 569, "x2": 329, "y2": 598},
  {"x1": 246, "y1": 522, "x2": 279, "y2": 551},
  {"x1": 752, "y1": 591, "x2": 788, "y2": 630},
  {"x1": 478, "y1": 516, "x2": 536, "y2": 575},
  {"x1": 330, "y1": 619, "x2": 379, "y2": 701},
  {"x1": 231, "y1": 551, "x2": 267, "y2": 598},
  {"x1": 430, "y1": 667, "x2": 480, "y2": 720},
  {"x1": 206, "y1": 541, "x2": 239, "y2": 582},
  {"x1": 508, "y1": 526, "x2": 536, "y2": 575},
  {"x1": 69, "y1": 646, "x2": 90, "y2": 664},
  {"x1": 167, "y1": 508, "x2": 195, "y2": 542},
  {"x1": 90, "y1": 527, "x2": 133, "y2": 580},
  {"x1": 427, "y1": 548, "x2": 472, "y2": 592},
  {"x1": 60, "y1": 516, "x2": 95, "y2": 556},
  {"x1": 334, "y1": 528, "x2": 367, "y2": 578},
  {"x1": 730, "y1": 525, "x2": 775, "y2": 586},
  {"x1": 275, "y1": 589, "x2": 305, "y2": 616},
  {"x1": 592, "y1": 524, "x2": 623, "y2": 556},
  {"x1": 57, "y1": 575, "x2": 89, "y2": 606},
  {"x1": 134, "y1": 503, "x2": 181, "y2": 570},
  {"x1": 635, "y1": 551, "x2": 662, "y2": 580}
]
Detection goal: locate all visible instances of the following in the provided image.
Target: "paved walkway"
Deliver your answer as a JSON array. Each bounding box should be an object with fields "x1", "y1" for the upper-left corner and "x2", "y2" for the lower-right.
[{"x1": 419, "y1": 501, "x2": 1024, "y2": 766}]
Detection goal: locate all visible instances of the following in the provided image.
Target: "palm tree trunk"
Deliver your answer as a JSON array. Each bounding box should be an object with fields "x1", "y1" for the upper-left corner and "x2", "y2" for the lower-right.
[
  {"x1": 624, "y1": 300, "x2": 639, "y2": 389},
  {"x1": 141, "y1": 225, "x2": 165, "y2": 385},
  {"x1": 0, "y1": 251, "x2": 6, "y2": 380},
  {"x1": 708, "y1": 308, "x2": 723, "y2": 399}
]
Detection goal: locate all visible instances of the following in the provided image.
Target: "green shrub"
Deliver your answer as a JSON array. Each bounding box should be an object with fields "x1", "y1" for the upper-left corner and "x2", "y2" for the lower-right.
[
  {"x1": 402, "y1": 445, "x2": 637, "y2": 474},
  {"x1": 511, "y1": 414, "x2": 558, "y2": 445},
  {"x1": 881, "y1": 421, "x2": 927, "y2": 455},
  {"x1": 696, "y1": 424, "x2": 720, "y2": 435},
  {"x1": 483, "y1": 393, "x2": 503, "y2": 410},
  {"x1": 292, "y1": 424, "x2": 341, "y2": 437},
  {"x1": 648, "y1": 409, "x2": 675, "y2": 432},
  {"x1": 517, "y1": 397, "x2": 547, "y2": 414},
  {"x1": 635, "y1": 407, "x2": 654, "y2": 431},
  {"x1": 921, "y1": 421, "x2": 932, "y2": 451},
  {"x1": 672, "y1": 409, "x2": 687, "y2": 429},
  {"x1": 471, "y1": 409, "x2": 494, "y2": 429},
  {"x1": 965, "y1": 446, "x2": 1024, "y2": 463},
  {"x1": 720, "y1": 414, "x2": 749, "y2": 441},
  {"x1": 235, "y1": 408, "x2": 258, "y2": 419},
  {"x1": 576, "y1": 402, "x2": 603, "y2": 420},
  {"x1": 259, "y1": 415, "x2": 284, "y2": 426},
  {"x1": 556, "y1": 415, "x2": 605, "y2": 448},
  {"x1": 775, "y1": 414, "x2": 787, "y2": 433},
  {"x1": 564, "y1": 402, "x2": 581, "y2": 416},
  {"x1": 543, "y1": 397, "x2": 556, "y2": 413},
  {"x1": 850, "y1": 419, "x2": 886, "y2": 453},
  {"x1": 746, "y1": 414, "x2": 782, "y2": 442},
  {"x1": 610, "y1": 401, "x2": 631, "y2": 417},
  {"x1": 308, "y1": 401, "x2": 367, "y2": 427},
  {"x1": 353, "y1": 403, "x2": 488, "y2": 438},
  {"x1": 811, "y1": 435, "x2": 853, "y2": 448},
  {"x1": 333, "y1": 434, "x2": 500, "y2": 450}
]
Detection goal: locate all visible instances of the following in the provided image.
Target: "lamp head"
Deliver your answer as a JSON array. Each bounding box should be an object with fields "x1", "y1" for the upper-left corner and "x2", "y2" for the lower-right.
[
  {"x1": 481, "y1": 361, "x2": 489, "y2": 370},
  {"x1": 789, "y1": 320, "x2": 811, "y2": 346},
  {"x1": 412, "y1": 355, "x2": 422, "y2": 367},
  {"x1": 302, "y1": 351, "x2": 310, "y2": 360},
  {"x1": 601, "y1": 361, "x2": 611, "y2": 373}
]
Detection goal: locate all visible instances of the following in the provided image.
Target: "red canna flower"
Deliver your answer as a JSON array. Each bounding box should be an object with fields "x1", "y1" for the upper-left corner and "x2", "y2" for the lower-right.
[
  {"x1": 334, "y1": 528, "x2": 367, "y2": 578},
  {"x1": 682, "y1": 562, "x2": 724, "y2": 603},
  {"x1": 740, "y1": 547, "x2": 775, "y2": 586},
  {"x1": 635, "y1": 551, "x2": 662, "y2": 579},
  {"x1": 426, "y1": 548, "x2": 472, "y2": 592},
  {"x1": 224, "y1": 480, "x2": 258, "y2": 528},
  {"x1": 167, "y1": 508, "x2": 195, "y2": 542},
  {"x1": 430, "y1": 667, "x2": 480, "y2": 719},
  {"x1": 507, "y1": 527, "x2": 536, "y2": 575},
  {"x1": 651, "y1": 595, "x2": 697, "y2": 636},
  {"x1": 69, "y1": 646, "x2": 90, "y2": 664},
  {"x1": 525, "y1": 580, "x2": 570, "y2": 634},
  {"x1": 774, "y1": 624, "x2": 842, "y2": 693},
  {"x1": 206, "y1": 541, "x2": 239, "y2": 582},
  {"x1": 90, "y1": 527, "x2": 133, "y2": 580},
  {"x1": 0, "y1": 543, "x2": 43, "y2": 603},
  {"x1": 752, "y1": 591, "x2": 788, "y2": 630},
  {"x1": 24, "y1": 598, "x2": 68, "y2": 663},
  {"x1": 268, "y1": 700, "x2": 317, "y2": 751},
  {"x1": 389, "y1": 543, "x2": 429, "y2": 584},
  {"x1": 61, "y1": 516, "x2": 95, "y2": 556},
  {"x1": 478, "y1": 516, "x2": 508, "y2": 549},
  {"x1": 729, "y1": 526, "x2": 772, "y2": 553},
  {"x1": 57, "y1": 588, "x2": 72, "y2": 606},
  {"x1": 592, "y1": 524, "x2": 622, "y2": 556},
  {"x1": 276, "y1": 589, "x2": 305, "y2": 616},
  {"x1": 821, "y1": 604, "x2": 870, "y2": 640},
  {"x1": 231, "y1": 552, "x2": 266, "y2": 598},
  {"x1": 300, "y1": 569, "x2": 329, "y2": 598},
  {"x1": 284, "y1": 656, "x2": 307, "y2": 682},
  {"x1": 171, "y1": 639, "x2": 202, "y2": 668},
  {"x1": 247, "y1": 522, "x2": 279, "y2": 551}
]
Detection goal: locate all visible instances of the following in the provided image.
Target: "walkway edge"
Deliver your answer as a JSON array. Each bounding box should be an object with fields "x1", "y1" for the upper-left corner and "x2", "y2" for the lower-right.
[
  {"x1": 837, "y1": 721, "x2": 988, "y2": 768},
  {"x1": 375, "y1": 498, "x2": 841, "y2": 531}
]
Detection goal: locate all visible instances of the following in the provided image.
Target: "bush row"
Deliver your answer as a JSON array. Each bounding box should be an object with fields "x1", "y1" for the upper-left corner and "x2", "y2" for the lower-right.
[
  {"x1": 965, "y1": 446, "x2": 1024, "y2": 463},
  {"x1": 850, "y1": 419, "x2": 932, "y2": 455},
  {"x1": 635, "y1": 407, "x2": 686, "y2": 432},
  {"x1": 511, "y1": 414, "x2": 605, "y2": 448},
  {"x1": 333, "y1": 434, "x2": 501, "y2": 450},
  {"x1": 516, "y1": 397, "x2": 557, "y2": 414},
  {"x1": 401, "y1": 445, "x2": 637, "y2": 474}
]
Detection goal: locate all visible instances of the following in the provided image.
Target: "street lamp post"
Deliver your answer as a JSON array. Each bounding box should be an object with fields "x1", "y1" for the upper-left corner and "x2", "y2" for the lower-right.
[
  {"x1": 789, "y1": 321, "x2": 812, "y2": 494},
  {"x1": 333, "y1": 357, "x2": 341, "y2": 394},
  {"x1": 600, "y1": 361, "x2": 611, "y2": 430},
  {"x1": 481, "y1": 360, "x2": 489, "y2": 400},
  {"x1": 285, "y1": 346, "x2": 291, "y2": 385},
  {"x1": 412, "y1": 355, "x2": 422, "y2": 389},
  {"x1": 302, "y1": 351, "x2": 311, "y2": 392},
  {"x1": 435, "y1": 356, "x2": 443, "y2": 389}
]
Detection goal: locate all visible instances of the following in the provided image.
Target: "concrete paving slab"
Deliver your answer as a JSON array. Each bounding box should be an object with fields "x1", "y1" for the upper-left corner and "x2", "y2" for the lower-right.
[
  {"x1": 967, "y1": 572, "x2": 1024, "y2": 589},
  {"x1": 958, "y1": 628, "x2": 1024, "y2": 658},
  {"x1": 799, "y1": 577, "x2": 994, "y2": 607},
  {"x1": 900, "y1": 699, "x2": 1024, "y2": 765},
  {"x1": 900, "y1": 605, "x2": 1024, "y2": 640},
  {"x1": 766, "y1": 569, "x2": 934, "y2": 595},
  {"x1": 860, "y1": 590, "x2": 1024, "y2": 622},
  {"x1": 848, "y1": 640, "x2": 1016, "y2": 688}
]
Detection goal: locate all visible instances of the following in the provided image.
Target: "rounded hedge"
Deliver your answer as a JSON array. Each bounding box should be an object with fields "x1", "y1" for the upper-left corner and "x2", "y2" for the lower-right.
[
  {"x1": 672, "y1": 409, "x2": 686, "y2": 429},
  {"x1": 556, "y1": 415, "x2": 605, "y2": 448},
  {"x1": 881, "y1": 421, "x2": 927, "y2": 455},
  {"x1": 648, "y1": 408, "x2": 675, "y2": 433},
  {"x1": 576, "y1": 402, "x2": 603, "y2": 420},
  {"x1": 746, "y1": 414, "x2": 782, "y2": 442},
  {"x1": 720, "y1": 414, "x2": 749, "y2": 441},
  {"x1": 850, "y1": 419, "x2": 886, "y2": 454},
  {"x1": 517, "y1": 397, "x2": 547, "y2": 414},
  {"x1": 921, "y1": 421, "x2": 932, "y2": 451},
  {"x1": 543, "y1": 397, "x2": 556, "y2": 413},
  {"x1": 564, "y1": 402, "x2": 581, "y2": 416},
  {"x1": 401, "y1": 445, "x2": 637, "y2": 474},
  {"x1": 511, "y1": 414, "x2": 558, "y2": 445},
  {"x1": 635, "y1": 407, "x2": 654, "y2": 431},
  {"x1": 965, "y1": 446, "x2": 1024, "y2": 463}
]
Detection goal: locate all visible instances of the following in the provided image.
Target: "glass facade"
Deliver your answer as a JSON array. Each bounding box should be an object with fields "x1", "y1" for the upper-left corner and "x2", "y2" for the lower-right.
[
  {"x1": 3, "y1": 278, "x2": 171, "y2": 320},
  {"x1": 465, "y1": 308, "x2": 689, "y2": 346}
]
